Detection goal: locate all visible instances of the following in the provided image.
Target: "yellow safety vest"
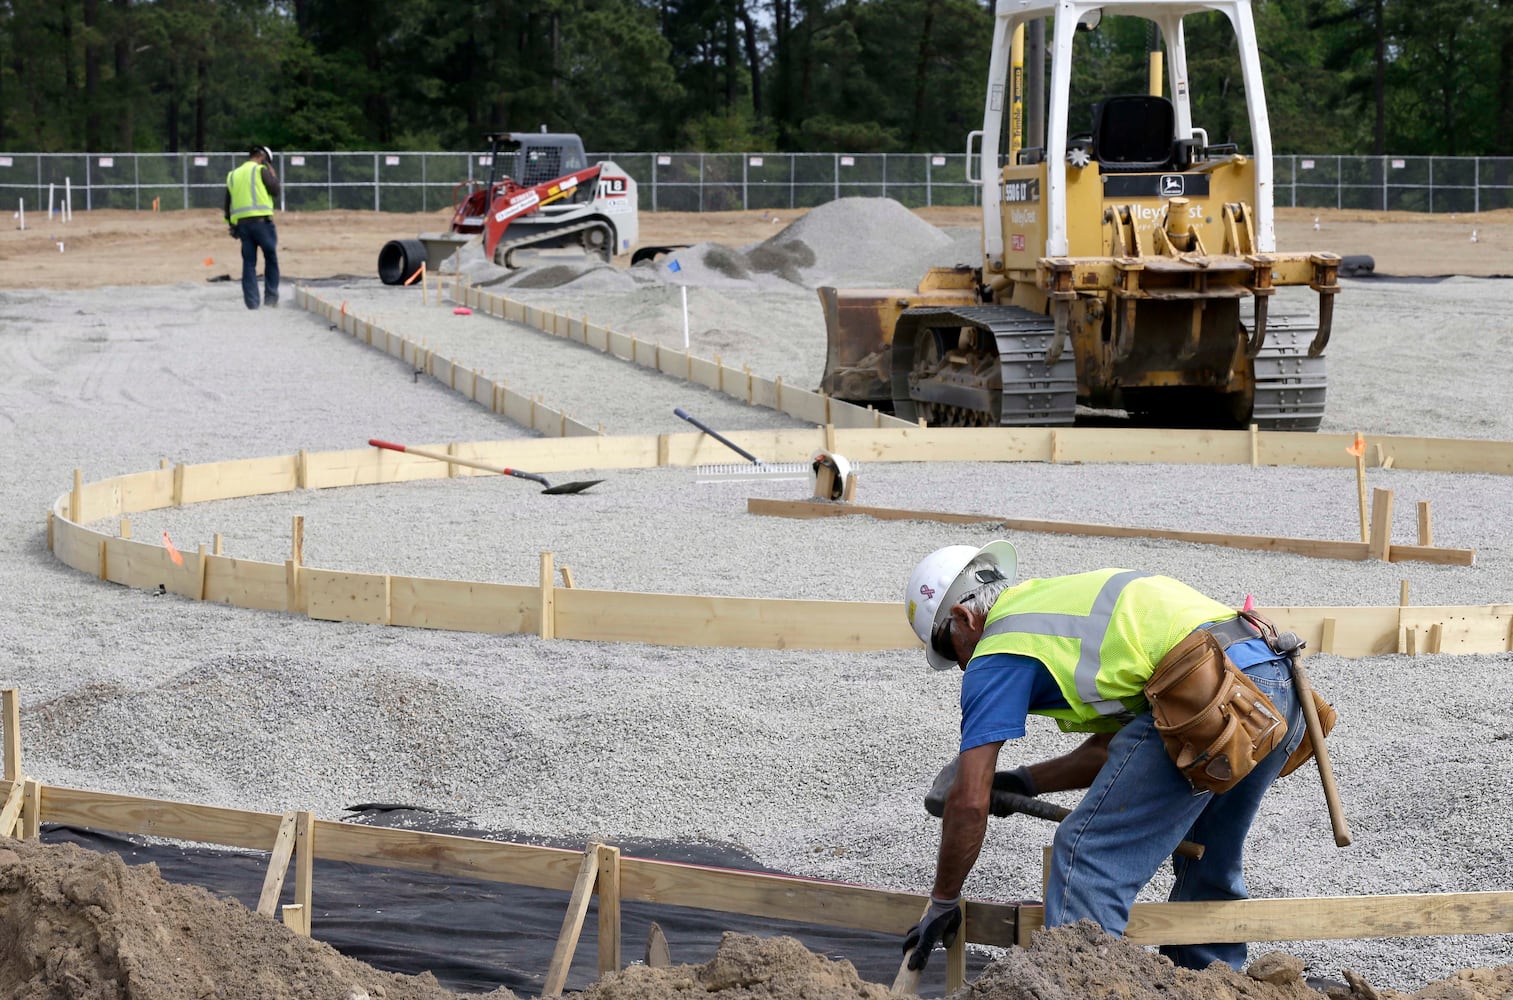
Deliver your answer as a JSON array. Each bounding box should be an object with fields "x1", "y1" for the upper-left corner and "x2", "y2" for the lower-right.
[
  {"x1": 226, "y1": 161, "x2": 274, "y2": 223},
  {"x1": 972, "y1": 570, "x2": 1237, "y2": 732}
]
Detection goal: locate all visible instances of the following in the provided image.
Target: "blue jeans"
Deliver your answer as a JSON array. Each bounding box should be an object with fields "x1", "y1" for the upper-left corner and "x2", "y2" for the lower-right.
[
  {"x1": 1044, "y1": 655, "x2": 1306, "y2": 970},
  {"x1": 238, "y1": 217, "x2": 279, "y2": 309}
]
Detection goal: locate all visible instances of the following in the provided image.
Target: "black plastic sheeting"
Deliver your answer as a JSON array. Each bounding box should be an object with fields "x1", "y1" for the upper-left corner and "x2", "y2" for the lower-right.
[{"x1": 40, "y1": 807, "x2": 992, "y2": 997}]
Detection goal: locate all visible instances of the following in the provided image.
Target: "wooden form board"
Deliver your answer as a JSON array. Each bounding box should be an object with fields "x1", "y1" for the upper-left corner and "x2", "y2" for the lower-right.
[
  {"x1": 21, "y1": 779, "x2": 1513, "y2": 952},
  {"x1": 45, "y1": 420, "x2": 1513, "y2": 657},
  {"x1": 47, "y1": 466, "x2": 1513, "y2": 656},
  {"x1": 555, "y1": 587, "x2": 916, "y2": 651},
  {"x1": 456, "y1": 285, "x2": 911, "y2": 431},
  {"x1": 746, "y1": 498, "x2": 1476, "y2": 567},
  {"x1": 296, "y1": 290, "x2": 597, "y2": 439}
]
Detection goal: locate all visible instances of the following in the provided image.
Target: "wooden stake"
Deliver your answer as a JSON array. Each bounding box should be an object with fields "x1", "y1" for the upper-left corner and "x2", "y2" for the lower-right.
[
  {"x1": 71, "y1": 468, "x2": 83, "y2": 521},
  {"x1": 0, "y1": 782, "x2": 24, "y2": 840},
  {"x1": 1368, "y1": 488, "x2": 1394, "y2": 561},
  {"x1": 1320, "y1": 617, "x2": 1336, "y2": 654},
  {"x1": 543, "y1": 846, "x2": 601, "y2": 996},
  {"x1": 20, "y1": 779, "x2": 39, "y2": 839},
  {"x1": 119, "y1": 518, "x2": 131, "y2": 539},
  {"x1": 1400, "y1": 580, "x2": 1410, "y2": 606},
  {"x1": 173, "y1": 463, "x2": 185, "y2": 507},
  {"x1": 814, "y1": 463, "x2": 836, "y2": 500},
  {"x1": 291, "y1": 516, "x2": 304, "y2": 566},
  {"x1": 1427, "y1": 623, "x2": 1444, "y2": 654},
  {"x1": 1249, "y1": 423, "x2": 1259, "y2": 467},
  {"x1": 46, "y1": 511, "x2": 53, "y2": 552},
  {"x1": 292, "y1": 810, "x2": 314, "y2": 935},
  {"x1": 257, "y1": 813, "x2": 299, "y2": 917},
  {"x1": 1404, "y1": 628, "x2": 1417, "y2": 656},
  {"x1": 539, "y1": 552, "x2": 556, "y2": 640},
  {"x1": 285, "y1": 559, "x2": 301, "y2": 615},
  {"x1": 560, "y1": 566, "x2": 576, "y2": 589},
  {"x1": 824, "y1": 422, "x2": 836, "y2": 452},
  {"x1": 596, "y1": 844, "x2": 622, "y2": 977},
  {"x1": 1417, "y1": 501, "x2": 1433, "y2": 546},
  {"x1": 213, "y1": 533, "x2": 223, "y2": 556},
  {"x1": 1354, "y1": 449, "x2": 1368, "y2": 542},
  {"x1": 842, "y1": 473, "x2": 858, "y2": 503},
  {"x1": 446, "y1": 442, "x2": 459, "y2": 478},
  {"x1": 98, "y1": 540, "x2": 108, "y2": 581},
  {"x1": 196, "y1": 544, "x2": 208, "y2": 601},
  {"x1": 656, "y1": 434, "x2": 670, "y2": 467},
  {"x1": 2, "y1": 689, "x2": 21, "y2": 782},
  {"x1": 1050, "y1": 431, "x2": 1062, "y2": 464}
]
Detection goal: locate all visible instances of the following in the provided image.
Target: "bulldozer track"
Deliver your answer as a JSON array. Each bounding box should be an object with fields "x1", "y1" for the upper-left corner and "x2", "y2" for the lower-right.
[
  {"x1": 1250, "y1": 319, "x2": 1328, "y2": 432},
  {"x1": 891, "y1": 305, "x2": 1078, "y2": 427}
]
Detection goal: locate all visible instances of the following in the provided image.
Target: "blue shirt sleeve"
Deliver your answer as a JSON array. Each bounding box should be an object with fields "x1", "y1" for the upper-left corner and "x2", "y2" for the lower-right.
[{"x1": 958, "y1": 652, "x2": 1068, "y2": 753}]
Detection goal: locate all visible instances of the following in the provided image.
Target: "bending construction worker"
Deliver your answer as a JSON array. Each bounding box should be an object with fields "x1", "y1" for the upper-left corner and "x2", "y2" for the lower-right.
[
  {"x1": 224, "y1": 145, "x2": 281, "y2": 310},
  {"x1": 899, "y1": 540, "x2": 1333, "y2": 975}
]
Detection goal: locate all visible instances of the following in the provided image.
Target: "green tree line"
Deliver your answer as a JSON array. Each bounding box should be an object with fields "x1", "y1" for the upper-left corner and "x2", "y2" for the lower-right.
[{"x1": 1, "y1": 0, "x2": 1509, "y2": 156}]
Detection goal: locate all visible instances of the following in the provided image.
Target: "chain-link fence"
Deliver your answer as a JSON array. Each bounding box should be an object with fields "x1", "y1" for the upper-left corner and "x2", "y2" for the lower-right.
[{"x1": 1, "y1": 150, "x2": 1509, "y2": 215}]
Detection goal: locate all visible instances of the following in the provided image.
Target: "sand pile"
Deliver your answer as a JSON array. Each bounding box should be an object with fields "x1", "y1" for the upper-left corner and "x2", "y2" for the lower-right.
[{"x1": 0, "y1": 838, "x2": 519, "y2": 1000}]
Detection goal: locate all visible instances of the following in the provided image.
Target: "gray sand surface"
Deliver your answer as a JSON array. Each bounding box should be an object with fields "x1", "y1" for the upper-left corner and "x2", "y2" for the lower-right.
[{"x1": 2, "y1": 199, "x2": 1511, "y2": 990}]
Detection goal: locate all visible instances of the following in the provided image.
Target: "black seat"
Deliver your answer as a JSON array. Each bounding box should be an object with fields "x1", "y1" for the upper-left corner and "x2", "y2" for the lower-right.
[{"x1": 1093, "y1": 95, "x2": 1176, "y2": 172}]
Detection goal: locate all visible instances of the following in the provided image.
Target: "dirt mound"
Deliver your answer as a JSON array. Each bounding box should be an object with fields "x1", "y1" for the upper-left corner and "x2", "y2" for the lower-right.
[
  {"x1": 0, "y1": 838, "x2": 518, "y2": 1000},
  {"x1": 953, "y1": 923, "x2": 1513, "y2": 1000},
  {"x1": 579, "y1": 931, "x2": 893, "y2": 998}
]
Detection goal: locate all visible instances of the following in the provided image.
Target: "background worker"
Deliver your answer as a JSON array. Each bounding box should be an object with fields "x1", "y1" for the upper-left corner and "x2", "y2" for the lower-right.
[
  {"x1": 899, "y1": 541, "x2": 1310, "y2": 976},
  {"x1": 224, "y1": 145, "x2": 281, "y2": 310}
]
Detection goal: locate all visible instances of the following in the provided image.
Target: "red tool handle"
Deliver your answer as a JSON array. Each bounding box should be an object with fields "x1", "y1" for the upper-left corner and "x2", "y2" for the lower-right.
[{"x1": 369, "y1": 438, "x2": 407, "y2": 453}]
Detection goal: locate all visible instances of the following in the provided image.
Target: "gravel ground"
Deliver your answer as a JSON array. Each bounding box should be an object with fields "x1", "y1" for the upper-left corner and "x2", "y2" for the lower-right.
[{"x1": 2, "y1": 200, "x2": 1511, "y2": 990}]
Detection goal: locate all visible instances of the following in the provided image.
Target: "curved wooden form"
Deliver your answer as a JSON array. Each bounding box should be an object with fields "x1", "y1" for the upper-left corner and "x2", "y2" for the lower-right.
[{"x1": 46, "y1": 426, "x2": 1513, "y2": 657}]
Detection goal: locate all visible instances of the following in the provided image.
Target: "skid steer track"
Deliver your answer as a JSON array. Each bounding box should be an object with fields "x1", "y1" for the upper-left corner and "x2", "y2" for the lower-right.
[{"x1": 891, "y1": 305, "x2": 1078, "y2": 427}]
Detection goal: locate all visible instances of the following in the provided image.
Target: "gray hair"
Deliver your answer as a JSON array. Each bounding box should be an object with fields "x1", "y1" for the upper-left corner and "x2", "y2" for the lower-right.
[{"x1": 958, "y1": 554, "x2": 1012, "y2": 615}]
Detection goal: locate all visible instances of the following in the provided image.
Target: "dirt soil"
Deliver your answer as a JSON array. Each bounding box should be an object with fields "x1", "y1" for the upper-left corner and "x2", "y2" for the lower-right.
[
  {"x1": 7, "y1": 837, "x2": 1509, "y2": 1000},
  {"x1": 1, "y1": 206, "x2": 1508, "y2": 289}
]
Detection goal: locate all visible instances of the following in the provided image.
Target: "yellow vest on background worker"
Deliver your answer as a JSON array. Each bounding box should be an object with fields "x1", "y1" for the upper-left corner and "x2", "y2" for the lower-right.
[
  {"x1": 226, "y1": 161, "x2": 273, "y2": 223},
  {"x1": 973, "y1": 569, "x2": 1237, "y2": 732}
]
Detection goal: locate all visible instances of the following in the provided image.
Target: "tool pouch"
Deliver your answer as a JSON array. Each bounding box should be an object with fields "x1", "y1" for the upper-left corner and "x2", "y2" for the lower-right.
[
  {"x1": 1147, "y1": 629, "x2": 1288, "y2": 794},
  {"x1": 1278, "y1": 689, "x2": 1338, "y2": 777}
]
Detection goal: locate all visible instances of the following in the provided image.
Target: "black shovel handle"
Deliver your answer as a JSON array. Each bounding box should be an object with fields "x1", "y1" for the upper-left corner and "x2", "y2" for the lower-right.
[{"x1": 674, "y1": 407, "x2": 764, "y2": 465}]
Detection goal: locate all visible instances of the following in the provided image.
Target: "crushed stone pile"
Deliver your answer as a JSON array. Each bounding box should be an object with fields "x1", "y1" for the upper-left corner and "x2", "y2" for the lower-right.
[
  {"x1": 449, "y1": 197, "x2": 960, "y2": 292},
  {"x1": 0, "y1": 838, "x2": 519, "y2": 1000}
]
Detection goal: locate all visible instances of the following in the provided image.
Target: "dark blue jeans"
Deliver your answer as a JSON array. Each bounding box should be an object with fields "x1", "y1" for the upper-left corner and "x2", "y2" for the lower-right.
[
  {"x1": 1044, "y1": 655, "x2": 1306, "y2": 970},
  {"x1": 238, "y1": 217, "x2": 279, "y2": 309}
]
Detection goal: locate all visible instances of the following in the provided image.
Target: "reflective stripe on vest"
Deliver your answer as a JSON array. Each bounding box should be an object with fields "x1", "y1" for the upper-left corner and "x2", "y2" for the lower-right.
[
  {"x1": 980, "y1": 570, "x2": 1152, "y2": 717},
  {"x1": 227, "y1": 162, "x2": 273, "y2": 223}
]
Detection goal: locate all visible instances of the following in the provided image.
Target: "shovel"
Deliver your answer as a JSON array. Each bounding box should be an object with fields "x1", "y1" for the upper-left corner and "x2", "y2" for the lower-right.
[{"x1": 368, "y1": 439, "x2": 603, "y2": 494}]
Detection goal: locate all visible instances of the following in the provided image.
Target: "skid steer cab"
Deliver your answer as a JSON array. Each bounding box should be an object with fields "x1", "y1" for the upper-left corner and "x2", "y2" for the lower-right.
[
  {"x1": 819, "y1": 0, "x2": 1340, "y2": 432},
  {"x1": 378, "y1": 131, "x2": 641, "y2": 283}
]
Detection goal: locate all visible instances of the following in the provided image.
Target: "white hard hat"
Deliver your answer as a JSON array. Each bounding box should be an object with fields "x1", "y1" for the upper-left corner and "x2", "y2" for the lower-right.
[
  {"x1": 905, "y1": 540, "x2": 1019, "y2": 670},
  {"x1": 807, "y1": 449, "x2": 852, "y2": 500}
]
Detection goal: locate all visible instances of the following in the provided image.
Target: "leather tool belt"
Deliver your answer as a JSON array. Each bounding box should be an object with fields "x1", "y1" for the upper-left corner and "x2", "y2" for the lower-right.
[
  {"x1": 1147, "y1": 616, "x2": 1289, "y2": 794},
  {"x1": 1233, "y1": 610, "x2": 1337, "y2": 778}
]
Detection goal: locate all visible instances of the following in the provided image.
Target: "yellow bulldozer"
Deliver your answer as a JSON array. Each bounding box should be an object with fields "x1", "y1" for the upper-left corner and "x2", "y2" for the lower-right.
[{"x1": 819, "y1": 0, "x2": 1339, "y2": 430}]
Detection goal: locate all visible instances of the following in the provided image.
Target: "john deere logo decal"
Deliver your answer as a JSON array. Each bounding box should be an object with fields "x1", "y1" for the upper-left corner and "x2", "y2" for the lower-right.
[{"x1": 1160, "y1": 175, "x2": 1185, "y2": 197}]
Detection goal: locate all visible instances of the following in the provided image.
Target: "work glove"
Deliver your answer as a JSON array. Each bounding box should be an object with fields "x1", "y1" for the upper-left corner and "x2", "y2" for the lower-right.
[
  {"x1": 227, "y1": 224, "x2": 240, "y2": 239},
  {"x1": 924, "y1": 757, "x2": 1037, "y2": 818},
  {"x1": 901, "y1": 896, "x2": 963, "y2": 972}
]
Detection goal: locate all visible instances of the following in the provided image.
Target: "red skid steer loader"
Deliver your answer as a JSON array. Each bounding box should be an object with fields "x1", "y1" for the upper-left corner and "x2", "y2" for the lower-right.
[{"x1": 378, "y1": 131, "x2": 641, "y2": 283}]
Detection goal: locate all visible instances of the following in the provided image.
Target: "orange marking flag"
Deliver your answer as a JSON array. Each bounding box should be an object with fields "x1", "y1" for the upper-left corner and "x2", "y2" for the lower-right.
[
  {"x1": 162, "y1": 530, "x2": 184, "y2": 567},
  {"x1": 1346, "y1": 433, "x2": 1366, "y2": 457}
]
